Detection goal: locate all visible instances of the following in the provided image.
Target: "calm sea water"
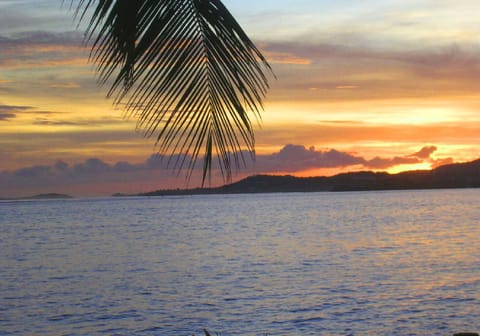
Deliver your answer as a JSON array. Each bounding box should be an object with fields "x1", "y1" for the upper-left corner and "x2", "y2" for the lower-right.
[{"x1": 1, "y1": 189, "x2": 479, "y2": 336}]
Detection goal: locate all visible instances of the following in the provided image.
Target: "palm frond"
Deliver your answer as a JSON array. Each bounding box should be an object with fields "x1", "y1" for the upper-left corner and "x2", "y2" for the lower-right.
[{"x1": 72, "y1": 0, "x2": 273, "y2": 184}]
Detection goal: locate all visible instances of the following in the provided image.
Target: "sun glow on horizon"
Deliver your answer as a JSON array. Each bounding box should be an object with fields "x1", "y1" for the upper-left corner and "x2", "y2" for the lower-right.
[
  {"x1": 283, "y1": 161, "x2": 435, "y2": 179},
  {"x1": 386, "y1": 162, "x2": 433, "y2": 175},
  {"x1": 2, "y1": 1, "x2": 480, "y2": 195}
]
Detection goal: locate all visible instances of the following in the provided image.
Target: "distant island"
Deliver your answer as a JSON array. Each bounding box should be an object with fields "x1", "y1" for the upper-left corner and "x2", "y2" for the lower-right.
[
  {"x1": 137, "y1": 158, "x2": 480, "y2": 196},
  {"x1": 0, "y1": 193, "x2": 73, "y2": 201}
]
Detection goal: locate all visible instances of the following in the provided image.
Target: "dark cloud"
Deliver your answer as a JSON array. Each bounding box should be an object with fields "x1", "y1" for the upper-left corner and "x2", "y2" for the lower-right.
[
  {"x1": 14, "y1": 165, "x2": 52, "y2": 178},
  {"x1": 33, "y1": 118, "x2": 90, "y2": 126},
  {"x1": 7, "y1": 156, "x2": 166, "y2": 180},
  {"x1": 411, "y1": 146, "x2": 437, "y2": 159},
  {"x1": 255, "y1": 144, "x2": 364, "y2": 172},
  {"x1": 2, "y1": 145, "x2": 444, "y2": 179},
  {"x1": 73, "y1": 158, "x2": 111, "y2": 174},
  {"x1": 0, "y1": 104, "x2": 69, "y2": 121},
  {"x1": 113, "y1": 161, "x2": 140, "y2": 173},
  {"x1": 55, "y1": 160, "x2": 69, "y2": 171},
  {"x1": 0, "y1": 113, "x2": 15, "y2": 121},
  {"x1": 253, "y1": 144, "x2": 427, "y2": 172},
  {"x1": 0, "y1": 104, "x2": 34, "y2": 113},
  {"x1": 0, "y1": 103, "x2": 35, "y2": 121},
  {"x1": 146, "y1": 154, "x2": 168, "y2": 170}
]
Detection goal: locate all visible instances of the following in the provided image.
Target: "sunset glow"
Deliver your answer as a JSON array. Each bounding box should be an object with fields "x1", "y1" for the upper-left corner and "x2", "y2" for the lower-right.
[{"x1": 1, "y1": 0, "x2": 480, "y2": 197}]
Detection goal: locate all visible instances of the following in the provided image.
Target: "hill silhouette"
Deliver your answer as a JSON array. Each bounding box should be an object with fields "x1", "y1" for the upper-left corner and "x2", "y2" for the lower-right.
[
  {"x1": 0, "y1": 193, "x2": 73, "y2": 201},
  {"x1": 139, "y1": 159, "x2": 480, "y2": 196}
]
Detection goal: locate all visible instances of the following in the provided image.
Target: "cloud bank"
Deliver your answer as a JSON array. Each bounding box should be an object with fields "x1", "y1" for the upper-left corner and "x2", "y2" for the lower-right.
[
  {"x1": 0, "y1": 104, "x2": 34, "y2": 121},
  {"x1": 0, "y1": 144, "x2": 451, "y2": 197}
]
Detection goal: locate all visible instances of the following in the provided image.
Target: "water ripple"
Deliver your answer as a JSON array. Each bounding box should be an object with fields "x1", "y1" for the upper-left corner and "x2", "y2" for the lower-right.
[{"x1": 1, "y1": 190, "x2": 479, "y2": 335}]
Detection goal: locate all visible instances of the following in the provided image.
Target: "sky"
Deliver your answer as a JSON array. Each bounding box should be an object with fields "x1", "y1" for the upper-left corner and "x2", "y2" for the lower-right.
[{"x1": 1, "y1": 0, "x2": 480, "y2": 197}]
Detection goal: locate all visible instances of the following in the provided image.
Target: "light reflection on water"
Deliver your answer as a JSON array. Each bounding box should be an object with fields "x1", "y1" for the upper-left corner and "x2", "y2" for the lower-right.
[{"x1": 1, "y1": 189, "x2": 479, "y2": 335}]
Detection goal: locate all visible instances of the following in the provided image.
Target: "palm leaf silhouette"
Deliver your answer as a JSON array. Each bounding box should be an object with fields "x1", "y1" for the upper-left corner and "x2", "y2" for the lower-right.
[{"x1": 72, "y1": 0, "x2": 273, "y2": 184}]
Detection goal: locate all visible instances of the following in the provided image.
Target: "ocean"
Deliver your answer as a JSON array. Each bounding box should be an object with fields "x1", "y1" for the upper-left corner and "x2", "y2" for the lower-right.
[{"x1": 1, "y1": 189, "x2": 479, "y2": 335}]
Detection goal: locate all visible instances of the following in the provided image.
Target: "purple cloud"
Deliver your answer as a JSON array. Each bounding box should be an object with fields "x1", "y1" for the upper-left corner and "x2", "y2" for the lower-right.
[
  {"x1": 0, "y1": 113, "x2": 15, "y2": 121},
  {"x1": 0, "y1": 104, "x2": 33, "y2": 112},
  {"x1": 14, "y1": 165, "x2": 52, "y2": 178},
  {"x1": 73, "y1": 158, "x2": 111, "y2": 174},
  {"x1": 0, "y1": 144, "x2": 450, "y2": 197},
  {"x1": 254, "y1": 144, "x2": 365, "y2": 172}
]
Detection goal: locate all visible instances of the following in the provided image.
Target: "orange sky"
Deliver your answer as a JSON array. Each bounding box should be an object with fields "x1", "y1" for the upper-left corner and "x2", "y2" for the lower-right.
[{"x1": 1, "y1": 1, "x2": 480, "y2": 196}]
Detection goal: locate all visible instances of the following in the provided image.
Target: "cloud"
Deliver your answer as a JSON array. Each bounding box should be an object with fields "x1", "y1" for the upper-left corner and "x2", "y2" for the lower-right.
[
  {"x1": 14, "y1": 165, "x2": 52, "y2": 178},
  {"x1": 254, "y1": 144, "x2": 365, "y2": 172},
  {"x1": 0, "y1": 104, "x2": 77, "y2": 122},
  {"x1": 0, "y1": 2, "x2": 71, "y2": 34},
  {"x1": 0, "y1": 104, "x2": 58, "y2": 116},
  {"x1": 146, "y1": 154, "x2": 169, "y2": 170},
  {"x1": 0, "y1": 79, "x2": 12, "y2": 92},
  {"x1": 0, "y1": 31, "x2": 87, "y2": 69},
  {"x1": 73, "y1": 158, "x2": 111, "y2": 174},
  {"x1": 0, "y1": 113, "x2": 15, "y2": 121},
  {"x1": 4, "y1": 155, "x2": 167, "y2": 180},
  {"x1": 49, "y1": 82, "x2": 80, "y2": 89},
  {"x1": 411, "y1": 146, "x2": 437, "y2": 159},
  {"x1": 55, "y1": 160, "x2": 69, "y2": 172},
  {"x1": 31, "y1": 115, "x2": 128, "y2": 127},
  {"x1": 32, "y1": 118, "x2": 90, "y2": 126},
  {"x1": 0, "y1": 31, "x2": 84, "y2": 49},
  {"x1": 263, "y1": 50, "x2": 312, "y2": 65},
  {"x1": 252, "y1": 144, "x2": 430, "y2": 172},
  {"x1": 262, "y1": 27, "x2": 480, "y2": 72},
  {"x1": 0, "y1": 154, "x2": 177, "y2": 197},
  {"x1": 260, "y1": 37, "x2": 480, "y2": 103},
  {"x1": 0, "y1": 104, "x2": 34, "y2": 112},
  {"x1": 113, "y1": 161, "x2": 139, "y2": 173},
  {"x1": 336, "y1": 85, "x2": 358, "y2": 90},
  {"x1": 407, "y1": 145, "x2": 455, "y2": 169},
  {"x1": 0, "y1": 144, "x2": 457, "y2": 197},
  {"x1": 0, "y1": 104, "x2": 34, "y2": 120}
]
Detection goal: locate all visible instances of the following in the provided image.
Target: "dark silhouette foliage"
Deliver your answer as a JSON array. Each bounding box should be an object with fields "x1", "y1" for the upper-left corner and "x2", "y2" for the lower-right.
[{"x1": 71, "y1": 0, "x2": 273, "y2": 184}]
